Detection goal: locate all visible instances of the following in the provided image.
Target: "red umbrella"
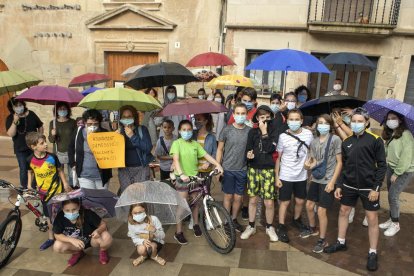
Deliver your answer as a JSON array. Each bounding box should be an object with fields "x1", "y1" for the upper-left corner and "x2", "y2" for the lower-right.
[
  {"x1": 68, "y1": 73, "x2": 110, "y2": 87},
  {"x1": 157, "y1": 98, "x2": 227, "y2": 116},
  {"x1": 186, "y1": 52, "x2": 236, "y2": 67},
  {"x1": 16, "y1": 85, "x2": 84, "y2": 107}
]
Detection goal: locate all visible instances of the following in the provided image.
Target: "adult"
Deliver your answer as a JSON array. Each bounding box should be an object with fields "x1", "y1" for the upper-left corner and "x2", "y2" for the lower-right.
[
  {"x1": 117, "y1": 105, "x2": 153, "y2": 193},
  {"x1": 68, "y1": 109, "x2": 112, "y2": 190},
  {"x1": 160, "y1": 85, "x2": 186, "y2": 136},
  {"x1": 294, "y1": 85, "x2": 311, "y2": 107},
  {"x1": 142, "y1": 88, "x2": 162, "y2": 146},
  {"x1": 197, "y1": 88, "x2": 207, "y2": 100},
  {"x1": 324, "y1": 108, "x2": 386, "y2": 272},
  {"x1": 324, "y1": 79, "x2": 349, "y2": 96},
  {"x1": 48, "y1": 102, "x2": 77, "y2": 186},
  {"x1": 211, "y1": 90, "x2": 226, "y2": 137},
  {"x1": 6, "y1": 97, "x2": 43, "y2": 188},
  {"x1": 379, "y1": 111, "x2": 414, "y2": 236}
]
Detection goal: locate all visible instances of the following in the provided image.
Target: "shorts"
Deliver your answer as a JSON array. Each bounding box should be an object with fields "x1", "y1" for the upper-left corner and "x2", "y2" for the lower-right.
[
  {"x1": 306, "y1": 182, "x2": 334, "y2": 209},
  {"x1": 160, "y1": 169, "x2": 171, "y2": 181},
  {"x1": 247, "y1": 168, "x2": 276, "y2": 200},
  {"x1": 279, "y1": 180, "x2": 307, "y2": 201},
  {"x1": 222, "y1": 170, "x2": 247, "y2": 195},
  {"x1": 340, "y1": 185, "x2": 380, "y2": 211}
]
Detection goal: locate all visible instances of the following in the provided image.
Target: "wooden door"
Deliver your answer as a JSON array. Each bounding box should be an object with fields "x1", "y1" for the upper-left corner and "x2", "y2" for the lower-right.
[
  {"x1": 105, "y1": 52, "x2": 159, "y2": 88},
  {"x1": 0, "y1": 59, "x2": 9, "y2": 136}
]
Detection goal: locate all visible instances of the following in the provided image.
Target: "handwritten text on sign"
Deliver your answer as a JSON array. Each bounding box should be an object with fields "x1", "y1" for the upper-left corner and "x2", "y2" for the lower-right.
[{"x1": 87, "y1": 132, "x2": 125, "y2": 169}]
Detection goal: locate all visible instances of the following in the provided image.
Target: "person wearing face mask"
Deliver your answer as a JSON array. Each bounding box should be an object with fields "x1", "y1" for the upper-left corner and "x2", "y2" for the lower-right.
[
  {"x1": 378, "y1": 111, "x2": 414, "y2": 237},
  {"x1": 211, "y1": 91, "x2": 226, "y2": 136},
  {"x1": 6, "y1": 97, "x2": 44, "y2": 188},
  {"x1": 48, "y1": 102, "x2": 77, "y2": 187},
  {"x1": 227, "y1": 88, "x2": 257, "y2": 127},
  {"x1": 284, "y1": 92, "x2": 315, "y2": 128},
  {"x1": 325, "y1": 79, "x2": 348, "y2": 96},
  {"x1": 194, "y1": 114, "x2": 217, "y2": 181},
  {"x1": 324, "y1": 108, "x2": 386, "y2": 272},
  {"x1": 142, "y1": 88, "x2": 162, "y2": 147},
  {"x1": 270, "y1": 93, "x2": 288, "y2": 134},
  {"x1": 170, "y1": 120, "x2": 224, "y2": 245},
  {"x1": 197, "y1": 88, "x2": 207, "y2": 100},
  {"x1": 53, "y1": 199, "x2": 113, "y2": 267},
  {"x1": 160, "y1": 85, "x2": 186, "y2": 136},
  {"x1": 68, "y1": 109, "x2": 112, "y2": 190},
  {"x1": 294, "y1": 85, "x2": 311, "y2": 107},
  {"x1": 331, "y1": 107, "x2": 353, "y2": 141}
]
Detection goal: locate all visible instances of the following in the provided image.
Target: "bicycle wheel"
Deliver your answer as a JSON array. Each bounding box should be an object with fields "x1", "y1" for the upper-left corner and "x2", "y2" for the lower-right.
[
  {"x1": 199, "y1": 200, "x2": 236, "y2": 254},
  {"x1": 0, "y1": 214, "x2": 22, "y2": 268}
]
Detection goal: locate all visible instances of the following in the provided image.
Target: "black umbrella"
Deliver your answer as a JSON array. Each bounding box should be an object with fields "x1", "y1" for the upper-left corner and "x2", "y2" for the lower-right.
[
  {"x1": 322, "y1": 52, "x2": 376, "y2": 72},
  {"x1": 299, "y1": 95, "x2": 366, "y2": 116}
]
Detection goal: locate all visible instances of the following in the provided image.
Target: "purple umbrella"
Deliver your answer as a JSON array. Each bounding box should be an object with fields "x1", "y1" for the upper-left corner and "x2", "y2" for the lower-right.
[
  {"x1": 363, "y1": 99, "x2": 414, "y2": 134},
  {"x1": 16, "y1": 85, "x2": 84, "y2": 107}
]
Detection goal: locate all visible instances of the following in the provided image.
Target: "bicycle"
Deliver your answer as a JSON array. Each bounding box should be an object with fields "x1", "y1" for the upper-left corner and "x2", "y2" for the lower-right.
[
  {"x1": 0, "y1": 179, "x2": 49, "y2": 268},
  {"x1": 171, "y1": 170, "x2": 236, "y2": 254}
]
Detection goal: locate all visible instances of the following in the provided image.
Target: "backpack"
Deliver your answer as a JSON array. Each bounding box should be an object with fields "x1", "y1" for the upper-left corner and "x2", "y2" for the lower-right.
[{"x1": 311, "y1": 134, "x2": 333, "y2": 180}]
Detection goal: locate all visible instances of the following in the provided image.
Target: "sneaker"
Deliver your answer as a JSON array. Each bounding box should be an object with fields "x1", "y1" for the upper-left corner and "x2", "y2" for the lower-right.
[
  {"x1": 367, "y1": 252, "x2": 378, "y2": 271},
  {"x1": 241, "y1": 207, "x2": 249, "y2": 221},
  {"x1": 99, "y1": 250, "x2": 110, "y2": 265},
  {"x1": 276, "y1": 224, "x2": 289, "y2": 243},
  {"x1": 188, "y1": 216, "x2": 194, "y2": 230},
  {"x1": 348, "y1": 207, "x2": 355, "y2": 223},
  {"x1": 379, "y1": 218, "x2": 392, "y2": 229},
  {"x1": 313, "y1": 239, "x2": 328, "y2": 253},
  {"x1": 323, "y1": 240, "x2": 347, "y2": 253},
  {"x1": 384, "y1": 222, "x2": 400, "y2": 236},
  {"x1": 193, "y1": 224, "x2": 202, "y2": 237},
  {"x1": 299, "y1": 226, "x2": 319, "y2": 239},
  {"x1": 362, "y1": 216, "x2": 368, "y2": 227},
  {"x1": 232, "y1": 220, "x2": 244, "y2": 233},
  {"x1": 174, "y1": 232, "x2": 188, "y2": 245},
  {"x1": 292, "y1": 217, "x2": 306, "y2": 230},
  {"x1": 39, "y1": 239, "x2": 54, "y2": 251},
  {"x1": 67, "y1": 251, "x2": 85, "y2": 267},
  {"x1": 266, "y1": 226, "x2": 278, "y2": 242},
  {"x1": 240, "y1": 225, "x2": 256, "y2": 240}
]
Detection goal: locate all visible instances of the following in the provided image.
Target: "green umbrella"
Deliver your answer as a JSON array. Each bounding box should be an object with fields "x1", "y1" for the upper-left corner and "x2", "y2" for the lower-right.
[
  {"x1": 77, "y1": 87, "x2": 162, "y2": 111},
  {"x1": 0, "y1": 70, "x2": 42, "y2": 95}
]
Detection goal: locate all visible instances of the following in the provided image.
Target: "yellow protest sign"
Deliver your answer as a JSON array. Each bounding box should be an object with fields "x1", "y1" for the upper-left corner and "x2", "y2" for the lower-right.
[{"x1": 87, "y1": 132, "x2": 125, "y2": 169}]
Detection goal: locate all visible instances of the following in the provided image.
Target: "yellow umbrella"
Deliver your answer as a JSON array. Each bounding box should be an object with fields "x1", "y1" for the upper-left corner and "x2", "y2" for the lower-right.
[{"x1": 207, "y1": 75, "x2": 254, "y2": 89}]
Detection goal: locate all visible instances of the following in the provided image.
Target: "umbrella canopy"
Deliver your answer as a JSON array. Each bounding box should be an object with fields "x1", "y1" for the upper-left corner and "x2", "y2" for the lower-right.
[
  {"x1": 245, "y1": 49, "x2": 330, "y2": 73},
  {"x1": 124, "y1": 61, "x2": 198, "y2": 90},
  {"x1": 363, "y1": 99, "x2": 414, "y2": 134},
  {"x1": 207, "y1": 75, "x2": 254, "y2": 89},
  {"x1": 0, "y1": 70, "x2": 42, "y2": 95},
  {"x1": 322, "y1": 52, "x2": 376, "y2": 72},
  {"x1": 78, "y1": 87, "x2": 162, "y2": 111},
  {"x1": 16, "y1": 85, "x2": 84, "y2": 107},
  {"x1": 68, "y1": 73, "x2": 110, "y2": 87},
  {"x1": 82, "y1": 86, "x2": 102, "y2": 96},
  {"x1": 121, "y1": 64, "x2": 145, "y2": 78},
  {"x1": 115, "y1": 181, "x2": 191, "y2": 225},
  {"x1": 158, "y1": 98, "x2": 228, "y2": 117},
  {"x1": 299, "y1": 95, "x2": 366, "y2": 116},
  {"x1": 186, "y1": 52, "x2": 236, "y2": 67},
  {"x1": 191, "y1": 69, "x2": 219, "y2": 82}
]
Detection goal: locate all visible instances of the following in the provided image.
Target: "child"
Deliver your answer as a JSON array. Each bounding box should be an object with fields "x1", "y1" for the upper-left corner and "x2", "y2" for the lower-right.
[
  {"x1": 155, "y1": 120, "x2": 177, "y2": 180},
  {"x1": 194, "y1": 113, "x2": 217, "y2": 181},
  {"x1": 170, "y1": 120, "x2": 224, "y2": 244},
  {"x1": 26, "y1": 132, "x2": 71, "y2": 251},
  {"x1": 53, "y1": 198, "x2": 113, "y2": 267},
  {"x1": 128, "y1": 203, "x2": 166, "y2": 267},
  {"x1": 227, "y1": 88, "x2": 257, "y2": 127},
  {"x1": 301, "y1": 114, "x2": 342, "y2": 253},
  {"x1": 275, "y1": 109, "x2": 314, "y2": 243},
  {"x1": 241, "y1": 105, "x2": 279, "y2": 242}
]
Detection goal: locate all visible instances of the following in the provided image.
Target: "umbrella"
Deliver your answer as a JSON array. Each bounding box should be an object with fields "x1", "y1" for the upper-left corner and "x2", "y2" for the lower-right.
[
  {"x1": 47, "y1": 188, "x2": 118, "y2": 223},
  {"x1": 207, "y1": 75, "x2": 254, "y2": 89},
  {"x1": 69, "y1": 73, "x2": 110, "y2": 87},
  {"x1": 191, "y1": 69, "x2": 219, "y2": 82},
  {"x1": 0, "y1": 70, "x2": 42, "y2": 95},
  {"x1": 115, "y1": 181, "x2": 191, "y2": 225},
  {"x1": 82, "y1": 86, "x2": 102, "y2": 96},
  {"x1": 186, "y1": 52, "x2": 236, "y2": 67},
  {"x1": 322, "y1": 52, "x2": 376, "y2": 72},
  {"x1": 121, "y1": 64, "x2": 145, "y2": 78},
  {"x1": 16, "y1": 85, "x2": 84, "y2": 107},
  {"x1": 124, "y1": 61, "x2": 198, "y2": 91},
  {"x1": 78, "y1": 87, "x2": 162, "y2": 111},
  {"x1": 157, "y1": 98, "x2": 228, "y2": 117},
  {"x1": 299, "y1": 95, "x2": 366, "y2": 116},
  {"x1": 363, "y1": 99, "x2": 414, "y2": 134}
]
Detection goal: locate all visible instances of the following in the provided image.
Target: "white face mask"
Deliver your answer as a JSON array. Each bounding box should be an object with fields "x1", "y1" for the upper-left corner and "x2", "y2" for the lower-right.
[
  {"x1": 87, "y1": 125, "x2": 98, "y2": 133},
  {"x1": 133, "y1": 212, "x2": 146, "y2": 223},
  {"x1": 386, "y1": 119, "x2": 399, "y2": 130},
  {"x1": 14, "y1": 106, "x2": 25, "y2": 115},
  {"x1": 167, "y1": 93, "x2": 175, "y2": 101},
  {"x1": 286, "y1": 102, "x2": 296, "y2": 110},
  {"x1": 214, "y1": 97, "x2": 222, "y2": 103},
  {"x1": 333, "y1": 84, "x2": 342, "y2": 91},
  {"x1": 198, "y1": 95, "x2": 205, "y2": 100}
]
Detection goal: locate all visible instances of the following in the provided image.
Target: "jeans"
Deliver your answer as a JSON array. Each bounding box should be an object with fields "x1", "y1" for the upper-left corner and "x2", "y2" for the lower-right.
[
  {"x1": 78, "y1": 178, "x2": 108, "y2": 190},
  {"x1": 61, "y1": 164, "x2": 73, "y2": 187},
  {"x1": 386, "y1": 166, "x2": 414, "y2": 222},
  {"x1": 15, "y1": 150, "x2": 32, "y2": 189}
]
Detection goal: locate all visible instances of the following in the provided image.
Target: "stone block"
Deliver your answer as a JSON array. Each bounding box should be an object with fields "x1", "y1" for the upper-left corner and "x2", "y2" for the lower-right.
[{"x1": 41, "y1": 64, "x2": 61, "y2": 79}]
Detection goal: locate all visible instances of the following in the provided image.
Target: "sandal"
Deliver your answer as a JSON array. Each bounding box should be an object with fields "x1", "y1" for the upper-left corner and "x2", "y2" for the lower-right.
[
  {"x1": 151, "y1": 255, "x2": 166, "y2": 266},
  {"x1": 132, "y1": 256, "x2": 147, "y2": 267}
]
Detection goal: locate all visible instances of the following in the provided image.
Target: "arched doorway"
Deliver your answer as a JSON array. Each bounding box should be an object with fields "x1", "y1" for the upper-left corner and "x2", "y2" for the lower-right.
[{"x1": 0, "y1": 59, "x2": 9, "y2": 136}]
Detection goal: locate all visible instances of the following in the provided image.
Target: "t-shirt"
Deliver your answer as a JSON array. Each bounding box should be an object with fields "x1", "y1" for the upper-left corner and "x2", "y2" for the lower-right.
[
  {"x1": 6, "y1": 110, "x2": 43, "y2": 153},
  {"x1": 48, "y1": 119, "x2": 77, "y2": 153},
  {"x1": 155, "y1": 135, "x2": 177, "y2": 171},
  {"x1": 309, "y1": 134, "x2": 342, "y2": 184},
  {"x1": 219, "y1": 124, "x2": 251, "y2": 171},
  {"x1": 27, "y1": 152, "x2": 63, "y2": 202},
  {"x1": 277, "y1": 128, "x2": 314, "y2": 181},
  {"x1": 197, "y1": 134, "x2": 211, "y2": 172},
  {"x1": 53, "y1": 209, "x2": 102, "y2": 245},
  {"x1": 170, "y1": 138, "x2": 207, "y2": 177}
]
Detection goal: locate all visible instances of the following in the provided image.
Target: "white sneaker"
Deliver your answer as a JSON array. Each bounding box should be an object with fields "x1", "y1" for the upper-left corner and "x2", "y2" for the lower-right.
[
  {"x1": 188, "y1": 216, "x2": 194, "y2": 230},
  {"x1": 266, "y1": 226, "x2": 278, "y2": 242},
  {"x1": 384, "y1": 223, "x2": 400, "y2": 236},
  {"x1": 379, "y1": 218, "x2": 392, "y2": 229},
  {"x1": 348, "y1": 207, "x2": 355, "y2": 223},
  {"x1": 240, "y1": 225, "x2": 256, "y2": 240},
  {"x1": 362, "y1": 216, "x2": 368, "y2": 227}
]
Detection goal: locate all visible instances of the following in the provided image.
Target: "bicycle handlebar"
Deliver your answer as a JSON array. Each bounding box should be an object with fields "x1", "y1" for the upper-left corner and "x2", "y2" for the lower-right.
[
  {"x1": 0, "y1": 179, "x2": 37, "y2": 196},
  {"x1": 188, "y1": 169, "x2": 221, "y2": 182}
]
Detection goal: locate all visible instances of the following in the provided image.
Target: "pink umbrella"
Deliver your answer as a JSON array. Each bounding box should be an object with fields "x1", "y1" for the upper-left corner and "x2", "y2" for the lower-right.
[
  {"x1": 68, "y1": 73, "x2": 110, "y2": 87},
  {"x1": 157, "y1": 98, "x2": 227, "y2": 116},
  {"x1": 16, "y1": 85, "x2": 84, "y2": 107}
]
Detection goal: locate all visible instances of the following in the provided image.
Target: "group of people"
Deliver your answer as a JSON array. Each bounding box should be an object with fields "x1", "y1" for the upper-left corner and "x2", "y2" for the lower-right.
[{"x1": 5, "y1": 82, "x2": 413, "y2": 272}]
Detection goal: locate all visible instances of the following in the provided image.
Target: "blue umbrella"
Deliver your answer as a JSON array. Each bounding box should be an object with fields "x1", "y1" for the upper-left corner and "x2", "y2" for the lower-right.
[
  {"x1": 81, "y1": 86, "x2": 102, "y2": 96},
  {"x1": 363, "y1": 99, "x2": 414, "y2": 134}
]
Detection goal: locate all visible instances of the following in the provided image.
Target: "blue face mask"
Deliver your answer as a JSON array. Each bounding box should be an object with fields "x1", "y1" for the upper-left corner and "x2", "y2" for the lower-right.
[
  {"x1": 287, "y1": 120, "x2": 301, "y2": 132},
  {"x1": 64, "y1": 212, "x2": 79, "y2": 221},
  {"x1": 270, "y1": 104, "x2": 280, "y2": 113},
  {"x1": 120, "y1": 118, "x2": 134, "y2": 126},
  {"x1": 57, "y1": 110, "x2": 68, "y2": 118},
  {"x1": 133, "y1": 212, "x2": 146, "y2": 223},
  {"x1": 317, "y1": 124, "x2": 330, "y2": 135},
  {"x1": 242, "y1": 101, "x2": 254, "y2": 110},
  {"x1": 180, "y1": 130, "x2": 193, "y2": 141},
  {"x1": 342, "y1": 115, "x2": 351, "y2": 125},
  {"x1": 351, "y1": 122, "x2": 365, "y2": 134},
  {"x1": 298, "y1": 95, "x2": 307, "y2": 103},
  {"x1": 234, "y1": 115, "x2": 247, "y2": 125}
]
